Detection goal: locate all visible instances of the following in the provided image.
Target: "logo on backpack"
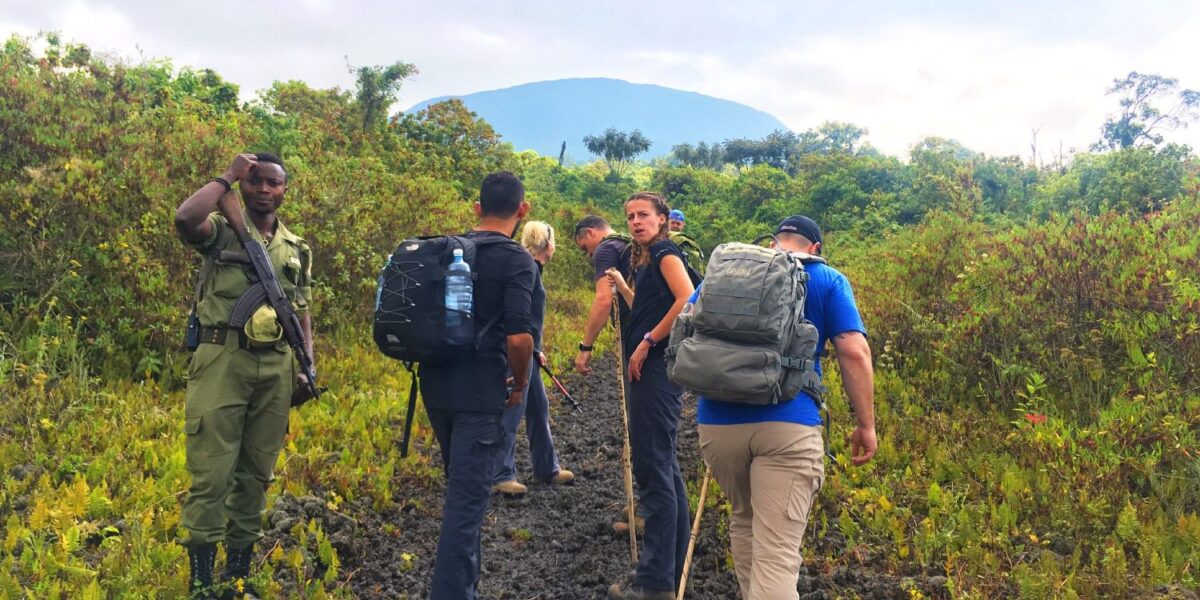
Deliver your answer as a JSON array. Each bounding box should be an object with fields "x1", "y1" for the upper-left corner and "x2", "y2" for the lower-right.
[{"x1": 666, "y1": 239, "x2": 826, "y2": 405}]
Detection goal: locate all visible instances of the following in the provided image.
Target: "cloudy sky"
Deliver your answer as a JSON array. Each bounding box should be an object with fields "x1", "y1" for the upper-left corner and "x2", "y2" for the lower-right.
[{"x1": 4, "y1": 0, "x2": 1199, "y2": 159}]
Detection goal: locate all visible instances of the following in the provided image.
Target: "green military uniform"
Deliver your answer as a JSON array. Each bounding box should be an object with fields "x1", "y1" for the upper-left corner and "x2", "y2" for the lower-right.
[{"x1": 181, "y1": 211, "x2": 312, "y2": 549}]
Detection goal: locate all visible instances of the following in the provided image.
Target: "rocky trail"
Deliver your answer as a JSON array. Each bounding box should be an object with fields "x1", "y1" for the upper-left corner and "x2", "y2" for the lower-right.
[{"x1": 265, "y1": 353, "x2": 950, "y2": 599}]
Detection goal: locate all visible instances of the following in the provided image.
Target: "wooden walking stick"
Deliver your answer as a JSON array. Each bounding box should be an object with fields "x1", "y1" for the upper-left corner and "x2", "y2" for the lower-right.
[
  {"x1": 677, "y1": 465, "x2": 712, "y2": 600},
  {"x1": 612, "y1": 282, "x2": 639, "y2": 563}
]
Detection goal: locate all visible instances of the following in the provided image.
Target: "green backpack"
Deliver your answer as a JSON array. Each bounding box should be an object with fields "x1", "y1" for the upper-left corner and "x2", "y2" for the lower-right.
[
  {"x1": 669, "y1": 232, "x2": 706, "y2": 277},
  {"x1": 602, "y1": 231, "x2": 706, "y2": 282},
  {"x1": 666, "y1": 239, "x2": 826, "y2": 405}
]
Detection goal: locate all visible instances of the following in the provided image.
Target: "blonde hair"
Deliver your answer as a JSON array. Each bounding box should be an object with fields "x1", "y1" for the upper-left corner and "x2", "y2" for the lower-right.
[{"x1": 520, "y1": 220, "x2": 555, "y2": 256}]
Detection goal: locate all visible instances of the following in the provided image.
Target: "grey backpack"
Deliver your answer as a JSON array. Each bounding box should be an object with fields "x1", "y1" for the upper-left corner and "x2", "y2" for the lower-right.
[{"x1": 666, "y1": 239, "x2": 826, "y2": 405}]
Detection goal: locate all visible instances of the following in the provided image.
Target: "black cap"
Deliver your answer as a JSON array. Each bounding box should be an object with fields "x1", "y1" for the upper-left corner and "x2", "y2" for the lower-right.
[{"x1": 775, "y1": 215, "x2": 822, "y2": 247}]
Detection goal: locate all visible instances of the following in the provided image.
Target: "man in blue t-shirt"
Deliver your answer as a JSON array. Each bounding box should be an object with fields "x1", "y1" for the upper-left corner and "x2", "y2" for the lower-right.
[{"x1": 692, "y1": 215, "x2": 877, "y2": 600}]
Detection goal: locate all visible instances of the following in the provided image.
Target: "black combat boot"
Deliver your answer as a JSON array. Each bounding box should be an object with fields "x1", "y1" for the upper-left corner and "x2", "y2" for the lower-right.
[
  {"x1": 187, "y1": 543, "x2": 218, "y2": 600},
  {"x1": 220, "y1": 543, "x2": 261, "y2": 599}
]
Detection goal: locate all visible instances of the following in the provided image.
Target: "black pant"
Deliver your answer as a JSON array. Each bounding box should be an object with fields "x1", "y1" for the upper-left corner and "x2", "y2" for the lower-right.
[
  {"x1": 425, "y1": 408, "x2": 503, "y2": 600},
  {"x1": 626, "y1": 353, "x2": 690, "y2": 592}
]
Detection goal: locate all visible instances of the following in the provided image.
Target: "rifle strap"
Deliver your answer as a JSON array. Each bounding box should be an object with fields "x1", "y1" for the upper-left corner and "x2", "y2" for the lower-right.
[{"x1": 189, "y1": 248, "x2": 221, "y2": 312}]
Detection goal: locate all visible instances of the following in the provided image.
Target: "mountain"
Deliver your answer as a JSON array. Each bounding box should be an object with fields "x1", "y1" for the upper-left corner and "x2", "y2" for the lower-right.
[{"x1": 405, "y1": 78, "x2": 789, "y2": 160}]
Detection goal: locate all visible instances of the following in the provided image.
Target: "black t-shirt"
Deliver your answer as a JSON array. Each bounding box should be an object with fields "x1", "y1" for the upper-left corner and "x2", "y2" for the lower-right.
[
  {"x1": 419, "y1": 231, "x2": 537, "y2": 413},
  {"x1": 531, "y1": 261, "x2": 545, "y2": 350},
  {"x1": 593, "y1": 237, "x2": 632, "y2": 323},
  {"x1": 623, "y1": 239, "x2": 685, "y2": 361}
]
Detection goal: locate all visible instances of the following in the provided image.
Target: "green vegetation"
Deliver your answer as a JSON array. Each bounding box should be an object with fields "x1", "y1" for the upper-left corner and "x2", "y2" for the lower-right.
[
  {"x1": 1, "y1": 34, "x2": 1198, "y2": 597},
  {"x1": 583, "y1": 127, "x2": 653, "y2": 181}
]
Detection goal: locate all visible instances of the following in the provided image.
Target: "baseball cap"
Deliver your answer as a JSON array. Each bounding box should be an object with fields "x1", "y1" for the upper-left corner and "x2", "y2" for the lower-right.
[
  {"x1": 775, "y1": 215, "x2": 822, "y2": 248},
  {"x1": 668, "y1": 209, "x2": 685, "y2": 222}
]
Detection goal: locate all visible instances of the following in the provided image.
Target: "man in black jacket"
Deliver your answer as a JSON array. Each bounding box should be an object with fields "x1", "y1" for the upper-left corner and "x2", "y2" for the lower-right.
[{"x1": 420, "y1": 172, "x2": 536, "y2": 599}]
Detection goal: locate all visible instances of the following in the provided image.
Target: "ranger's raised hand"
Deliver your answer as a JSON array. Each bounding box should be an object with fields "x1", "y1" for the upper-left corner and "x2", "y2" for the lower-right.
[{"x1": 223, "y1": 153, "x2": 259, "y2": 183}]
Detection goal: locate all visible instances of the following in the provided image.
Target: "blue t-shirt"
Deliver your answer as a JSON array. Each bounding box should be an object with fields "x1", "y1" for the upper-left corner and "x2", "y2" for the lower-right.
[{"x1": 694, "y1": 259, "x2": 867, "y2": 426}]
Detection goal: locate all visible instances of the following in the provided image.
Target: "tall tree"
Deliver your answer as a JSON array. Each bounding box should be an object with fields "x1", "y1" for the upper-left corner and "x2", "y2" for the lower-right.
[
  {"x1": 671, "y1": 141, "x2": 724, "y2": 169},
  {"x1": 1096, "y1": 72, "x2": 1200, "y2": 150},
  {"x1": 351, "y1": 60, "x2": 417, "y2": 132},
  {"x1": 582, "y1": 127, "x2": 651, "y2": 180}
]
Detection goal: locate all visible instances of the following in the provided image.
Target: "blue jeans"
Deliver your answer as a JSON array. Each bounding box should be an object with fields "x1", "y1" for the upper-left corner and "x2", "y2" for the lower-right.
[
  {"x1": 425, "y1": 408, "x2": 503, "y2": 600},
  {"x1": 494, "y1": 362, "x2": 561, "y2": 483},
  {"x1": 627, "y1": 353, "x2": 689, "y2": 592}
]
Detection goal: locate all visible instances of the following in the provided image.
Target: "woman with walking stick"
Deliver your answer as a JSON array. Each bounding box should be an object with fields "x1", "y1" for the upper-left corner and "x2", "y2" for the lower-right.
[
  {"x1": 492, "y1": 221, "x2": 574, "y2": 495},
  {"x1": 605, "y1": 193, "x2": 696, "y2": 600}
]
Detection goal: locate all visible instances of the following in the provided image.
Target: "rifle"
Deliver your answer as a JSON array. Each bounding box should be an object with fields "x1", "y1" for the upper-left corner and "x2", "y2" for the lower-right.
[
  {"x1": 539, "y1": 362, "x2": 582, "y2": 414},
  {"x1": 216, "y1": 190, "x2": 323, "y2": 407}
]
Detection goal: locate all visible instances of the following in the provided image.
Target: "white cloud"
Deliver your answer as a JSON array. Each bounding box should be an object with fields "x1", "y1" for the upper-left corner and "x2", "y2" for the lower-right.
[
  {"x1": 57, "y1": 1, "x2": 138, "y2": 57},
  {"x1": 609, "y1": 19, "x2": 1200, "y2": 158},
  {"x1": 2, "y1": 0, "x2": 1198, "y2": 159}
]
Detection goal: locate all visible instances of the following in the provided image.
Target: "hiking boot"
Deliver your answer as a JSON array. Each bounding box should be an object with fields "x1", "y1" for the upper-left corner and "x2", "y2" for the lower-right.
[
  {"x1": 612, "y1": 515, "x2": 646, "y2": 535},
  {"x1": 187, "y1": 543, "x2": 218, "y2": 600},
  {"x1": 219, "y1": 543, "x2": 261, "y2": 599},
  {"x1": 607, "y1": 579, "x2": 674, "y2": 600},
  {"x1": 492, "y1": 480, "x2": 528, "y2": 496},
  {"x1": 538, "y1": 469, "x2": 575, "y2": 485}
]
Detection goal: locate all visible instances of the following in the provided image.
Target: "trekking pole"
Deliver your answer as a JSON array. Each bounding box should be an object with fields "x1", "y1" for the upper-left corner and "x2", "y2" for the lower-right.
[
  {"x1": 612, "y1": 283, "x2": 639, "y2": 563},
  {"x1": 676, "y1": 465, "x2": 711, "y2": 600},
  {"x1": 539, "y1": 363, "x2": 583, "y2": 414}
]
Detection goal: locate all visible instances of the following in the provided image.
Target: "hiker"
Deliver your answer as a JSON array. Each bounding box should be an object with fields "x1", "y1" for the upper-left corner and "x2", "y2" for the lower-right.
[
  {"x1": 668, "y1": 209, "x2": 685, "y2": 232},
  {"x1": 571, "y1": 215, "x2": 632, "y2": 375},
  {"x1": 667, "y1": 209, "x2": 707, "y2": 277},
  {"x1": 695, "y1": 215, "x2": 877, "y2": 600},
  {"x1": 174, "y1": 152, "x2": 315, "y2": 599},
  {"x1": 492, "y1": 221, "x2": 574, "y2": 495},
  {"x1": 604, "y1": 193, "x2": 697, "y2": 600},
  {"x1": 419, "y1": 172, "x2": 537, "y2": 599}
]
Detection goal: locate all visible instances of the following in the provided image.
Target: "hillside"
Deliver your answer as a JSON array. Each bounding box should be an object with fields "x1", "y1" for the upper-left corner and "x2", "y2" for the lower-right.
[
  {"x1": 3, "y1": 35, "x2": 1200, "y2": 599},
  {"x1": 406, "y1": 77, "x2": 789, "y2": 159}
]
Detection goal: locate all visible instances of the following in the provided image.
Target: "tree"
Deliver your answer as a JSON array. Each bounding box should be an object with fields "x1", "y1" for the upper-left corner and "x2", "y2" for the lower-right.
[
  {"x1": 1096, "y1": 72, "x2": 1200, "y2": 150},
  {"x1": 351, "y1": 60, "x2": 417, "y2": 132},
  {"x1": 671, "y1": 141, "x2": 724, "y2": 169},
  {"x1": 583, "y1": 128, "x2": 651, "y2": 180},
  {"x1": 814, "y1": 121, "x2": 868, "y2": 154}
]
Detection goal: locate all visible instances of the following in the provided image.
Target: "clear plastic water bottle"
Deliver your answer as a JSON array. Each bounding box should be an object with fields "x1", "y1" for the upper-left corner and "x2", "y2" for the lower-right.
[{"x1": 444, "y1": 248, "x2": 474, "y2": 345}]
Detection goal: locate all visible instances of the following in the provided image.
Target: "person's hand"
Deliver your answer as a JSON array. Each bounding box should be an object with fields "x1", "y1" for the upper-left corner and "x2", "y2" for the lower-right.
[
  {"x1": 574, "y1": 350, "x2": 592, "y2": 375},
  {"x1": 850, "y1": 425, "x2": 877, "y2": 466},
  {"x1": 505, "y1": 376, "x2": 526, "y2": 408},
  {"x1": 224, "y1": 153, "x2": 258, "y2": 182},
  {"x1": 605, "y1": 268, "x2": 628, "y2": 294},
  {"x1": 536, "y1": 351, "x2": 547, "y2": 367},
  {"x1": 628, "y1": 340, "x2": 650, "y2": 381}
]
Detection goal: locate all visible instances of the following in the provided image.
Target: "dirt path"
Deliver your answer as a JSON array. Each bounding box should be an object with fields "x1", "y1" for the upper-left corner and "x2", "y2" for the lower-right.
[{"x1": 266, "y1": 353, "x2": 950, "y2": 599}]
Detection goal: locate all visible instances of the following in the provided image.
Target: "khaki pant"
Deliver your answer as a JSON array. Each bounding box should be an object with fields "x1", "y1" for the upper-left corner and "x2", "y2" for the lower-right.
[
  {"x1": 181, "y1": 335, "x2": 294, "y2": 548},
  {"x1": 699, "y1": 422, "x2": 824, "y2": 600}
]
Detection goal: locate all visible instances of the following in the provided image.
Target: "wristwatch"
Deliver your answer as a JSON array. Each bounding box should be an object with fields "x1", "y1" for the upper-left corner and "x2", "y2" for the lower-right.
[
  {"x1": 578, "y1": 342, "x2": 594, "y2": 352},
  {"x1": 642, "y1": 333, "x2": 656, "y2": 347}
]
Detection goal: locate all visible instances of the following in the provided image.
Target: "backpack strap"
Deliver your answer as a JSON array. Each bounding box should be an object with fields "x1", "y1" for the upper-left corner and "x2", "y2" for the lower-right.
[
  {"x1": 601, "y1": 233, "x2": 633, "y2": 262},
  {"x1": 469, "y1": 234, "x2": 522, "y2": 249},
  {"x1": 466, "y1": 234, "x2": 522, "y2": 346},
  {"x1": 400, "y1": 364, "x2": 418, "y2": 458}
]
